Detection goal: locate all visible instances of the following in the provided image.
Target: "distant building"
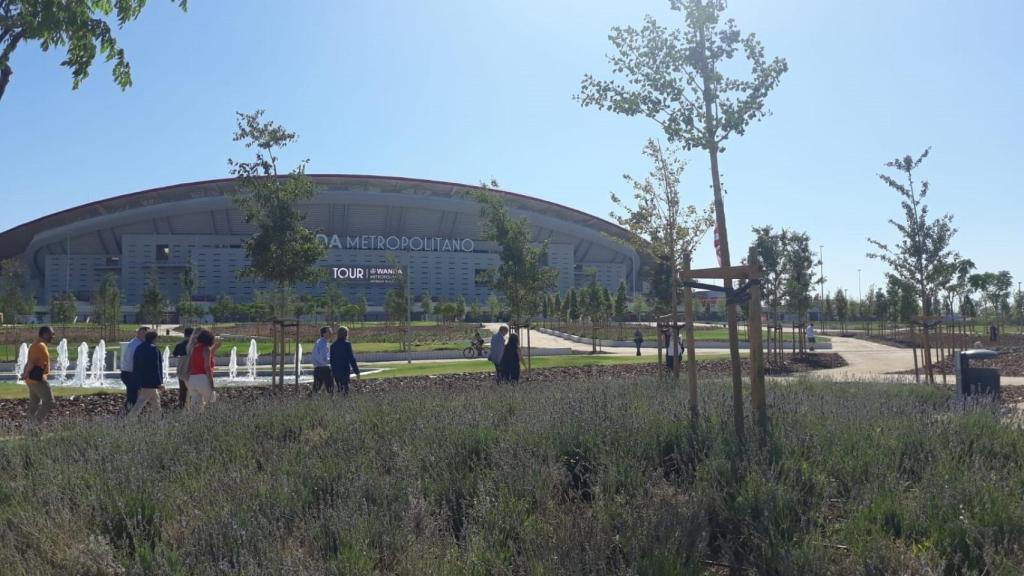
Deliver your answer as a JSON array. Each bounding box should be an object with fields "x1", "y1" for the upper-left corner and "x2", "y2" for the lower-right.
[{"x1": 0, "y1": 175, "x2": 640, "y2": 320}]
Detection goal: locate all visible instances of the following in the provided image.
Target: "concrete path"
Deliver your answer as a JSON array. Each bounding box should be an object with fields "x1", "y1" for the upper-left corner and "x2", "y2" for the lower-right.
[
  {"x1": 483, "y1": 323, "x2": 744, "y2": 357},
  {"x1": 812, "y1": 335, "x2": 1024, "y2": 386}
]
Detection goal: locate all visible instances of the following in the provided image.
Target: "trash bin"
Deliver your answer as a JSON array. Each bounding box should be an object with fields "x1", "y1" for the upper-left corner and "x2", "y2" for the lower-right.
[{"x1": 954, "y1": 349, "x2": 1000, "y2": 397}]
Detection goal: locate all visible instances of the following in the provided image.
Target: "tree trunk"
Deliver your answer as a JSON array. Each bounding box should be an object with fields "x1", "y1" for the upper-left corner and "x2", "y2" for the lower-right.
[
  {"x1": 671, "y1": 252, "x2": 680, "y2": 381},
  {"x1": 708, "y1": 144, "x2": 743, "y2": 439},
  {"x1": 0, "y1": 63, "x2": 11, "y2": 103},
  {"x1": 698, "y1": 17, "x2": 743, "y2": 441}
]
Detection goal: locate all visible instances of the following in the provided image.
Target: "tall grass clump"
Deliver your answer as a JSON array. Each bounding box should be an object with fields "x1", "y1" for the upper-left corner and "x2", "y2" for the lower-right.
[{"x1": 1, "y1": 375, "x2": 1023, "y2": 574}]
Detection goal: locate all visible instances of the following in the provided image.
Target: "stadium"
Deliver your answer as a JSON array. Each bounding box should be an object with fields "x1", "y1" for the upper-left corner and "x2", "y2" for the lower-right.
[{"x1": 0, "y1": 175, "x2": 639, "y2": 320}]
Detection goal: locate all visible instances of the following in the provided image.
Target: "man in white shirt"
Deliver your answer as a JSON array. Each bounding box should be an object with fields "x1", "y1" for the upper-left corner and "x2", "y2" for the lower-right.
[
  {"x1": 806, "y1": 323, "x2": 816, "y2": 352},
  {"x1": 121, "y1": 326, "x2": 148, "y2": 412},
  {"x1": 311, "y1": 326, "x2": 333, "y2": 393},
  {"x1": 487, "y1": 326, "x2": 508, "y2": 383}
]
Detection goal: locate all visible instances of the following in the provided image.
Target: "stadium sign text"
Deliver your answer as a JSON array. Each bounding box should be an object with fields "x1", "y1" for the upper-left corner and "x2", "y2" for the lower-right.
[
  {"x1": 316, "y1": 234, "x2": 475, "y2": 253},
  {"x1": 330, "y1": 266, "x2": 404, "y2": 284}
]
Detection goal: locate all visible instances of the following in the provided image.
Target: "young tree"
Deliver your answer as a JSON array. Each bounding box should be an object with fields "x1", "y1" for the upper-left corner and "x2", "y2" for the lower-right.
[
  {"x1": 614, "y1": 281, "x2": 628, "y2": 321},
  {"x1": 176, "y1": 265, "x2": 201, "y2": 325},
  {"x1": 834, "y1": 289, "x2": 849, "y2": 333},
  {"x1": 630, "y1": 294, "x2": 649, "y2": 321},
  {"x1": 49, "y1": 293, "x2": 76, "y2": 324},
  {"x1": 941, "y1": 258, "x2": 975, "y2": 322},
  {"x1": 138, "y1": 269, "x2": 165, "y2": 325},
  {"x1": 867, "y1": 148, "x2": 958, "y2": 317},
  {"x1": 0, "y1": 258, "x2": 33, "y2": 321},
  {"x1": 0, "y1": 0, "x2": 188, "y2": 103},
  {"x1": 92, "y1": 273, "x2": 121, "y2": 331},
  {"x1": 752, "y1": 226, "x2": 788, "y2": 326},
  {"x1": 469, "y1": 298, "x2": 481, "y2": 322},
  {"x1": 321, "y1": 283, "x2": 348, "y2": 324},
  {"x1": 487, "y1": 292, "x2": 501, "y2": 321},
  {"x1": 611, "y1": 139, "x2": 714, "y2": 382},
  {"x1": 176, "y1": 300, "x2": 202, "y2": 326},
  {"x1": 209, "y1": 295, "x2": 237, "y2": 323},
  {"x1": 356, "y1": 296, "x2": 369, "y2": 324},
  {"x1": 383, "y1": 258, "x2": 409, "y2": 333},
  {"x1": 420, "y1": 292, "x2": 433, "y2": 322},
  {"x1": 783, "y1": 231, "x2": 818, "y2": 342},
  {"x1": 456, "y1": 296, "x2": 467, "y2": 323},
  {"x1": 970, "y1": 271, "x2": 1014, "y2": 325},
  {"x1": 553, "y1": 293, "x2": 563, "y2": 321},
  {"x1": 228, "y1": 110, "x2": 326, "y2": 318},
  {"x1": 579, "y1": 0, "x2": 787, "y2": 436},
  {"x1": 470, "y1": 187, "x2": 559, "y2": 324},
  {"x1": 568, "y1": 288, "x2": 581, "y2": 323}
]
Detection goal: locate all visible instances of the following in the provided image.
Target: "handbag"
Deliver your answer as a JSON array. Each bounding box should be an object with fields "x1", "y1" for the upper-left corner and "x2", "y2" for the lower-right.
[{"x1": 28, "y1": 365, "x2": 44, "y2": 381}]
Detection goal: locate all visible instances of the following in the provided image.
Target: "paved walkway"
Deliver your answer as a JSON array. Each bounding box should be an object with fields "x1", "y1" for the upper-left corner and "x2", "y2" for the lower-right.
[
  {"x1": 811, "y1": 335, "x2": 1024, "y2": 386},
  {"x1": 483, "y1": 323, "x2": 743, "y2": 357}
]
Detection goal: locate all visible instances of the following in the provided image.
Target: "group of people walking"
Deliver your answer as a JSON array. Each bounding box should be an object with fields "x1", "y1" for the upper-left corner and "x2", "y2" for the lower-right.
[
  {"x1": 487, "y1": 325, "x2": 527, "y2": 383},
  {"x1": 123, "y1": 325, "x2": 220, "y2": 416},
  {"x1": 20, "y1": 324, "x2": 224, "y2": 424},
  {"x1": 21, "y1": 322, "x2": 518, "y2": 424}
]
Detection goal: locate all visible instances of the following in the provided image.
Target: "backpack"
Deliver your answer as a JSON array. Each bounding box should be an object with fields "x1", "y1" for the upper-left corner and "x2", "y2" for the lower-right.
[{"x1": 175, "y1": 347, "x2": 190, "y2": 382}]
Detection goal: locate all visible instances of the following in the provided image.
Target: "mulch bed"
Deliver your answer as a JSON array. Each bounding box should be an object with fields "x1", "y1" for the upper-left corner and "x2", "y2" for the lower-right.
[
  {"x1": 0, "y1": 355, "x2": 846, "y2": 431},
  {"x1": 887, "y1": 345, "x2": 1024, "y2": 378}
]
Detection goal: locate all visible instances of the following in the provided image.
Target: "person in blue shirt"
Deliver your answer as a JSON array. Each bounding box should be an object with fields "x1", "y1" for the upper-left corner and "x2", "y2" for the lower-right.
[
  {"x1": 329, "y1": 326, "x2": 360, "y2": 395},
  {"x1": 120, "y1": 326, "x2": 149, "y2": 412},
  {"x1": 311, "y1": 326, "x2": 333, "y2": 394},
  {"x1": 129, "y1": 331, "x2": 164, "y2": 418}
]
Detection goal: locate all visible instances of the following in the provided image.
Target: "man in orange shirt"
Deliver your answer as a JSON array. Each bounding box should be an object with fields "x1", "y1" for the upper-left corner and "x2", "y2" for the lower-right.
[{"x1": 22, "y1": 326, "x2": 55, "y2": 425}]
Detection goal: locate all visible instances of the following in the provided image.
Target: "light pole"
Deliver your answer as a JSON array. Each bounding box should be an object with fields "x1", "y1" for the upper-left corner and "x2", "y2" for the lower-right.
[
  {"x1": 858, "y1": 268, "x2": 862, "y2": 323},
  {"x1": 819, "y1": 245, "x2": 825, "y2": 328}
]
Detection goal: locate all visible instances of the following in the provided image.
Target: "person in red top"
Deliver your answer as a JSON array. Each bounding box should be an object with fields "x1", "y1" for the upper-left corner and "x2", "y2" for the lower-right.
[
  {"x1": 187, "y1": 329, "x2": 216, "y2": 411},
  {"x1": 23, "y1": 326, "x2": 55, "y2": 425}
]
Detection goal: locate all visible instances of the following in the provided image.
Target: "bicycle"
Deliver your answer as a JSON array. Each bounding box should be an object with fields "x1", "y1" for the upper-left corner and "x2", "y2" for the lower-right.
[{"x1": 463, "y1": 342, "x2": 489, "y2": 359}]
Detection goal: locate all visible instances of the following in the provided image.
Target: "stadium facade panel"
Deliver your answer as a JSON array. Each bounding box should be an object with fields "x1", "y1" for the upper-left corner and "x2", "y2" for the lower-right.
[{"x1": 0, "y1": 176, "x2": 639, "y2": 316}]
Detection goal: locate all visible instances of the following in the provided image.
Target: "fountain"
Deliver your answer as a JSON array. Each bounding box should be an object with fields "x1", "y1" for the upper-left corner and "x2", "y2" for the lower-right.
[
  {"x1": 228, "y1": 346, "x2": 238, "y2": 380},
  {"x1": 90, "y1": 340, "x2": 107, "y2": 385},
  {"x1": 296, "y1": 344, "x2": 304, "y2": 379},
  {"x1": 163, "y1": 346, "x2": 171, "y2": 382},
  {"x1": 14, "y1": 343, "x2": 28, "y2": 382},
  {"x1": 56, "y1": 339, "x2": 69, "y2": 383},
  {"x1": 74, "y1": 343, "x2": 90, "y2": 386},
  {"x1": 246, "y1": 339, "x2": 258, "y2": 381}
]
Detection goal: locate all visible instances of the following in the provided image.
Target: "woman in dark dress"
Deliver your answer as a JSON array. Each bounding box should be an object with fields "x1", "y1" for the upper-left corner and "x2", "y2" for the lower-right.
[{"x1": 498, "y1": 332, "x2": 526, "y2": 383}]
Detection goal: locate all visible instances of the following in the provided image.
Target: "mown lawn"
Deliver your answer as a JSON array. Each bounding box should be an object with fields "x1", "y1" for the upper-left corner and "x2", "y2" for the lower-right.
[
  {"x1": 542, "y1": 323, "x2": 832, "y2": 343},
  {"x1": 0, "y1": 383, "x2": 112, "y2": 400},
  {"x1": 1, "y1": 375, "x2": 1022, "y2": 574}
]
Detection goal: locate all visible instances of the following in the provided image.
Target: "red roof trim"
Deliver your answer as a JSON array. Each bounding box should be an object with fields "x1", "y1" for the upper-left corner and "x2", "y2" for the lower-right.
[{"x1": 0, "y1": 174, "x2": 628, "y2": 242}]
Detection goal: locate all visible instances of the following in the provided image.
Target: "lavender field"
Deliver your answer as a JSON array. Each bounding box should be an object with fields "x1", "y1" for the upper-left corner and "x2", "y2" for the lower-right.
[{"x1": 1, "y1": 375, "x2": 1022, "y2": 574}]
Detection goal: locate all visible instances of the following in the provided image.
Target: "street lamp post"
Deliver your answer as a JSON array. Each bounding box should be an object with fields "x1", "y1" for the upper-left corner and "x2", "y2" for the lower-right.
[
  {"x1": 858, "y1": 268, "x2": 862, "y2": 324},
  {"x1": 819, "y1": 245, "x2": 825, "y2": 329}
]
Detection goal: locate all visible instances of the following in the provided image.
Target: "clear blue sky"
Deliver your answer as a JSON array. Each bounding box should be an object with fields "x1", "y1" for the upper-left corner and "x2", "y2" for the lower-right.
[{"x1": 2, "y1": 0, "x2": 1021, "y2": 299}]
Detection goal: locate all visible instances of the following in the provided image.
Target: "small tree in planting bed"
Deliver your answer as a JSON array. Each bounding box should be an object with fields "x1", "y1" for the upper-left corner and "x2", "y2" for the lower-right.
[
  {"x1": 470, "y1": 184, "x2": 559, "y2": 325},
  {"x1": 49, "y1": 293, "x2": 77, "y2": 325},
  {"x1": 579, "y1": 0, "x2": 787, "y2": 439},
  {"x1": 0, "y1": 258, "x2": 33, "y2": 323},
  {"x1": 228, "y1": 110, "x2": 325, "y2": 319},
  {"x1": 783, "y1": 231, "x2": 818, "y2": 351},
  {"x1": 867, "y1": 148, "x2": 959, "y2": 318},
  {"x1": 610, "y1": 139, "x2": 714, "y2": 384}
]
